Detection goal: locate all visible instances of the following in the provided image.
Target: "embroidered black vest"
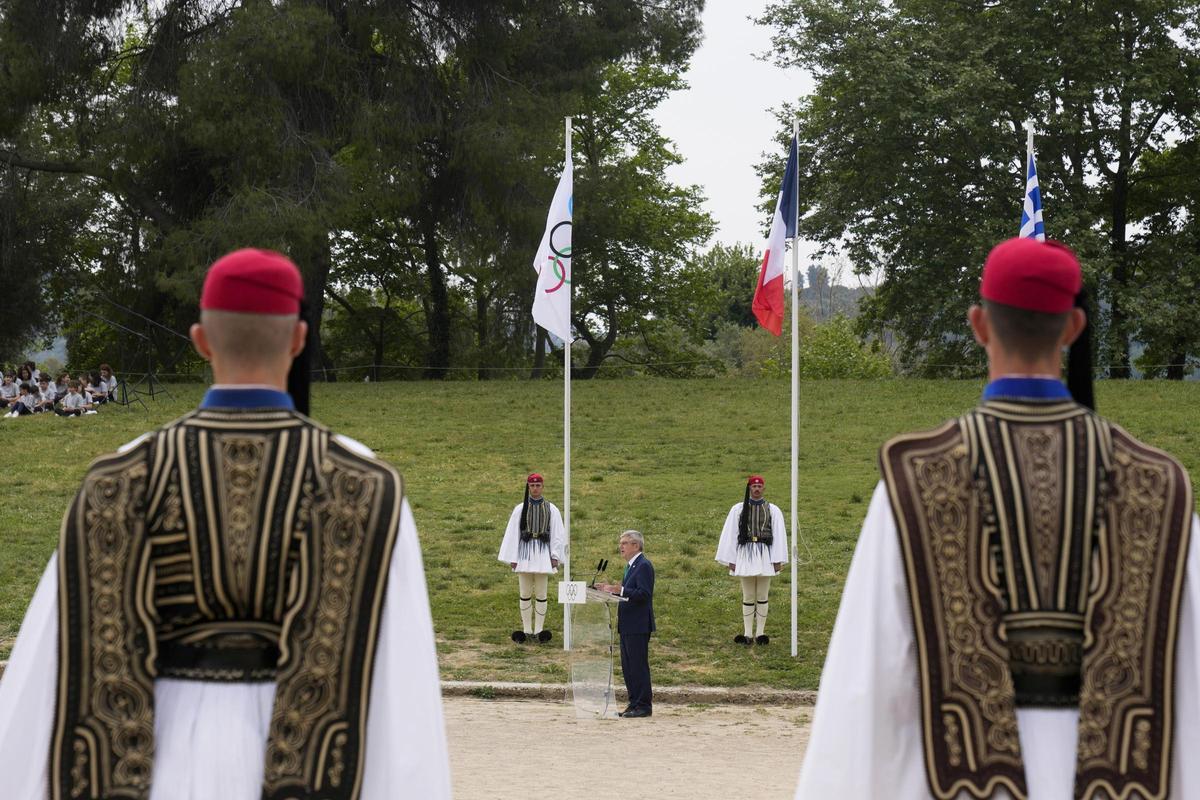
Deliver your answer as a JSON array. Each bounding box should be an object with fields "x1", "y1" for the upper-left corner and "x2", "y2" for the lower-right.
[
  {"x1": 738, "y1": 501, "x2": 774, "y2": 545},
  {"x1": 51, "y1": 408, "x2": 405, "y2": 800},
  {"x1": 517, "y1": 499, "x2": 552, "y2": 561},
  {"x1": 881, "y1": 399, "x2": 1193, "y2": 800}
]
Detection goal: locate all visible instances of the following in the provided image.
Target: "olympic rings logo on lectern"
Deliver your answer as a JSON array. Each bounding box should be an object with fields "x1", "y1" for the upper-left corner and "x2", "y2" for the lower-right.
[{"x1": 545, "y1": 220, "x2": 572, "y2": 294}]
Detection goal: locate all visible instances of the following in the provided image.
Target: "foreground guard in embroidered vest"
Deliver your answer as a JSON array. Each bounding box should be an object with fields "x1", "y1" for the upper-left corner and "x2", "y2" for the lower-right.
[
  {"x1": 51, "y1": 408, "x2": 404, "y2": 800},
  {"x1": 881, "y1": 398, "x2": 1193, "y2": 800}
]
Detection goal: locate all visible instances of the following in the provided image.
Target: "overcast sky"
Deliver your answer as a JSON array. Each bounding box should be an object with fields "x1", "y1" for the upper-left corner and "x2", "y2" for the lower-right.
[{"x1": 652, "y1": 0, "x2": 814, "y2": 252}]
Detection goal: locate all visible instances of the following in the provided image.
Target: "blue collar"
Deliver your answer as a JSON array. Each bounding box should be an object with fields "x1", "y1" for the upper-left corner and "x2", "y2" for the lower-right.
[
  {"x1": 748, "y1": 497, "x2": 766, "y2": 506},
  {"x1": 528, "y1": 497, "x2": 544, "y2": 504},
  {"x1": 201, "y1": 387, "x2": 294, "y2": 410},
  {"x1": 982, "y1": 377, "x2": 1071, "y2": 402}
]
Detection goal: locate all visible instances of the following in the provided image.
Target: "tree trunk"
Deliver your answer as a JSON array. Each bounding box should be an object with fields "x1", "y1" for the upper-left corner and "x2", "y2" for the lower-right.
[
  {"x1": 530, "y1": 327, "x2": 547, "y2": 378},
  {"x1": 1107, "y1": 15, "x2": 1136, "y2": 380},
  {"x1": 372, "y1": 314, "x2": 385, "y2": 382},
  {"x1": 1108, "y1": 171, "x2": 1132, "y2": 379},
  {"x1": 1167, "y1": 347, "x2": 1187, "y2": 381},
  {"x1": 421, "y1": 216, "x2": 450, "y2": 379},
  {"x1": 295, "y1": 230, "x2": 335, "y2": 382},
  {"x1": 577, "y1": 306, "x2": 618, "y2": 379},
  {"x1": 475, "y1": 286, "x2": 489, "y2": 381}
]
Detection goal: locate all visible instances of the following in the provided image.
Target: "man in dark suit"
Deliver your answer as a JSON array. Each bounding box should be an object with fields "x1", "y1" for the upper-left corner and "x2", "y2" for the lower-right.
[{"x1": 596, "y1": 530, "x2": 655, "y2": 718}]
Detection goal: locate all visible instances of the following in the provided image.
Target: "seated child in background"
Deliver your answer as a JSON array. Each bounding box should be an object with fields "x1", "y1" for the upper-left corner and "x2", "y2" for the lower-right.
[
  {"x1": 15, "y1": 365, "x2": 33, "y2": 385},
  {"x1": 0, "y1": 373, "x2": 17, "y2": 409},
  {"x1": 34, "y1": 376, "x2": 55, "y2": 413},
  {"x1": 95, "y1": 364, "x2": 118, "y2": 404},
  {"x1": 55, "y1": 372, "x2": 71, "y2": 402},
  {"x1": 4, "y1": 383, "x2": 37, "y2": 417},
  {"x1": 56, "y1": 380, "x2": 92, "y2": 416},
  {"x1": 80, "y1": 373, "x2": 96, "y2": 404}
]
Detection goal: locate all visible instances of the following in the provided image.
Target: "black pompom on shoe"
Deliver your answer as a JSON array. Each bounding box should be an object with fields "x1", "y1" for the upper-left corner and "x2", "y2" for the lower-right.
[
  {"x1": 734, "y1": 634, "x2": 749, "y2": 645},
  {"x1": 511, "y1": 631, "x2": 528, "y2": 643},
  {"x1": 537, "y1": 630, "x2": 552, "y2": 643},
  {"x1": 755, "y1": 634, "x2": 770, "y2": 645}
]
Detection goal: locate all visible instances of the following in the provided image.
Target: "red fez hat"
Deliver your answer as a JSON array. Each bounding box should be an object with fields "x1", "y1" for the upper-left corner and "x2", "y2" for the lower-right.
[
  {"x1": 527, "y1": 473, "x2": 544, "y2": 484},
  {"x1": 200, "y1": 249, "x2": 304, "y2": 315},
  {"x1": 748, "y1": 475, "x2": 764, "y2": 487},
  {"x1": 980, "y1": 238, "x2": 1081, "y2": 314}
]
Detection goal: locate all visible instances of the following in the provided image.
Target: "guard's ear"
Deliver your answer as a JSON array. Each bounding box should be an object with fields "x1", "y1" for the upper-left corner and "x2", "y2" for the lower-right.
[
  {"x1": 190, "y1": 323, "x2": 213, "y2": 362},
  {"x1": 1060, "y1": 307, "x2": 1087, "y2": 348},
  {"x1": 967, "y1": 305, "x2": 990, "y2": 348},
  {"x1": 289, "y1": 319, "x2": 308, "y2": 359}
]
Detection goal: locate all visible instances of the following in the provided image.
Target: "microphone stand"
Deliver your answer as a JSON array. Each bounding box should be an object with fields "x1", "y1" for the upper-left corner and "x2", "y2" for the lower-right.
[{"x1": 588, "y1": 559, "x2": 608, "y2": 588}]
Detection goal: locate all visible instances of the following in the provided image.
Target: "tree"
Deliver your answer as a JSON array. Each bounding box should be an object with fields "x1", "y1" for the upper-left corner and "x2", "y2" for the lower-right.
[
  {"x1": 1128, "y1": 140, "x2": 1200, "y2": 378},
  {"x1": 682, "y1": 242, "x2": 763, "y2": 336},
  {"x1": 571, "y1": 61, "x2": 714, "y2": 378},
  {"x1": 759, "y1": 0, "x2": 1200, "y2": 376},
  {"x1": 0, "y1": 0, "x2": 706, "y2": 379}
]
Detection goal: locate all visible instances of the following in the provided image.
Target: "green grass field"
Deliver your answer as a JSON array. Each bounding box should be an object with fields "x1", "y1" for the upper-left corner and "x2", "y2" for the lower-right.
[{"x1": 2, "y1": 378, "x2": 1197, "y2": 689}]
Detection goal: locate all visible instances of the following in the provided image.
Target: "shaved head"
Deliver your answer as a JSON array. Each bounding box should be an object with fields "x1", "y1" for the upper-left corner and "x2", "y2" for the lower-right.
[
  {"x1": 190, "y1": 309, "x2": 307, "y2": 387},
  {"x1": 200, "y1": 310, "x2": 299, "y2": 365}
]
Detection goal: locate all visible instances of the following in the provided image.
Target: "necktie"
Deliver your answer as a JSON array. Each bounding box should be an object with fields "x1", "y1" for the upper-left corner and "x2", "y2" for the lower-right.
[{"x1": 623, "y1": 563, "x2": 631, "y2": 581}]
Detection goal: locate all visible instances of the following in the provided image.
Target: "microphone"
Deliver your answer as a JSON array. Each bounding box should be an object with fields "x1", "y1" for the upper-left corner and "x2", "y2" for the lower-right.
[{"x1": 589, "y1": 559, "x2": 608, "y2": 587}]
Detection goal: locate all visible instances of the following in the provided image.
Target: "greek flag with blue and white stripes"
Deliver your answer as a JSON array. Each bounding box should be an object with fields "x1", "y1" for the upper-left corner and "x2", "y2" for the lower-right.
[{"x1": 1020, "y1": 143, "x2": 1045, "y2": 241}]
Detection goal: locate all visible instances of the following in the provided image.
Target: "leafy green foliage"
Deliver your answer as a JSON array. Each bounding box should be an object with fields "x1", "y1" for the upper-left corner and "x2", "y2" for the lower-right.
[
  {"x1": 759, "y1": 0, "x2": 1200, "y2": 377},
  {"x1": 799, "y1": 316, "x2": 892, "y2": 379},
  {"x1": 682, "y1": 243, "x2": 763, "y2": 336},
  {"x1": 0, "y1": 1, "x2": 706, "y2": 376},
  {"x1": 571, "y1": 61, "x2": 715, "y2": 376}
]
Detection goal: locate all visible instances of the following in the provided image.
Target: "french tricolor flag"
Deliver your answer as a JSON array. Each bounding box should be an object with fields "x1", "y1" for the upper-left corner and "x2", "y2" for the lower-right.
[{"x1": 754, "y1": 136, "x2": 799, "y2": 336}]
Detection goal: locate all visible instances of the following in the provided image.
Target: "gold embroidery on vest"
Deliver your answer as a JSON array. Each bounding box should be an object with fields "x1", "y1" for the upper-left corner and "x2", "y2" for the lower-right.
[
  {"x1": 1012, "y1": 426, "x2": 1063, "y2": 608},
  {"x1": 885, "y1": 407, "x2": 1193, "y2": 800},
  {"x1": 264, "y1": 449, "x2": 392, "y2": 792},
  {"x1": 86, "y1": 461, "x2": 156, "y2": 789},
  {"x1": 213, "y1": 435, "x2": 271, "y2": 612},
  {"x1": 53, "y1": 412, "x2": 405, "y2": 800},
  {"x1": 914, "y1": 443, "x2": 1022, "y2": 756}
]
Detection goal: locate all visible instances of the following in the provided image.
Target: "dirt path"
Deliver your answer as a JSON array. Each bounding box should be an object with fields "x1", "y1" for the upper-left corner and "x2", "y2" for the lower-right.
[{"x1": 444, "y1": 697, "x2": 812, "y2": 800}]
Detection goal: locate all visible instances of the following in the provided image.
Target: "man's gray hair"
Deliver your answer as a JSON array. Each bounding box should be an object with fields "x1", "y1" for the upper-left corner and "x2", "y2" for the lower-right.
[{"x1": 620, "y1": 530, "x2": 644, "y2": 551}]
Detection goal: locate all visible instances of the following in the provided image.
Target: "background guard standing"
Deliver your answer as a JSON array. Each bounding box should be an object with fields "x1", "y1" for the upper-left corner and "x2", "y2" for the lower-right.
[{"x1": 498, "y1": 473, "x2": 566, "y2": 643}]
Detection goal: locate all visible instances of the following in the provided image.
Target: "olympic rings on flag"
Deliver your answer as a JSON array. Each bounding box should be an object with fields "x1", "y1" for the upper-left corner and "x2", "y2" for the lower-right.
[
  {"x1": 550, "y1": 221, "x2": 572, "y2": 259},
  {"x1": 545, "y1": 220, "x2": 572, "y2": 293},
  {"x1": 545, "y1": 255, "x2": 571, "y2": 293}
]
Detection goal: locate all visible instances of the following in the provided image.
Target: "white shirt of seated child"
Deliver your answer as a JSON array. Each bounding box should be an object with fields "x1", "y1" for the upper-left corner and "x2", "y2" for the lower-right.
[{"x1": 61, "y1": 392, "x2": 87, "y2": 410}]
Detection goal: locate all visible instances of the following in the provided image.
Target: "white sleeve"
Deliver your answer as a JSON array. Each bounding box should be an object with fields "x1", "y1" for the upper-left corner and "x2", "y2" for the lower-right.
[
  {"x1": 550, "y1": 503, "x2": 566, "y2": 562},
  {"x1": 497, "y1": 505, "x2": 522, "y2": 564},
  {"x1": 0, "y1": 554, "x2": 59, "y2": 800},
  {"x1": 1172, "y1": 514, "x2": 1200, "y2": 796},
  {"x1": 794, "y1": 481, "x2": 928, "y2": 799},
  {"x1": 360, "y1": 498, "x2": 452, "y2": 799},
  {"x1": 770, "y1": 503, "x2": 789, "y2": 564},
  {"x1": 715, "y1": 505, "x2": 740, "y2": 565},
  {"x1": 117, "y1": 433, "x2": 152, "y2": 454}
]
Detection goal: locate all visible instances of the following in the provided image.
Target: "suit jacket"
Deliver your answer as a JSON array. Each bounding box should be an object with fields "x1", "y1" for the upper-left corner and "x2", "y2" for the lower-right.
[{"x1": 617, "y1": 553, "x2": 655, "y2": 635}]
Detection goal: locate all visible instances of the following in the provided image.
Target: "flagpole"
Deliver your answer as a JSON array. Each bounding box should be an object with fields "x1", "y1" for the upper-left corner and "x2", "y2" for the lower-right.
[
  {"x1": 790, "y1": 118, "x2": 800, "y2": 659},
  {"x1": 563, "y1": 115, "x2": 573, "y2": 652}
]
